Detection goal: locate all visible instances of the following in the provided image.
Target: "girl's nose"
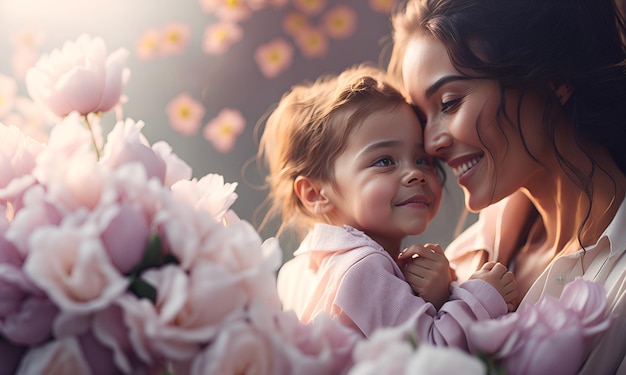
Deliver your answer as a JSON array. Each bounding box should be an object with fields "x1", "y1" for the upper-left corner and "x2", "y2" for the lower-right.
[
  {"x1": 403, "y1": 168, "x2": 426, "y2": 186},
  {"x1": 424, "y1": 121, "x2": 452, "y2": 156}
]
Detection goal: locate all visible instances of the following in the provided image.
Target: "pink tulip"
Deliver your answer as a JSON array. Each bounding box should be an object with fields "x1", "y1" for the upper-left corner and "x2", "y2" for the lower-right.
[{"x1": 25, "y1": 34, "x2": 130, "y2": 117}]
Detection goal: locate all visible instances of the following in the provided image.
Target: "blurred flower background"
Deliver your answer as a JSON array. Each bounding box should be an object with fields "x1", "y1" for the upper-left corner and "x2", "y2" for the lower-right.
[{"x1": 0, "y1": 0, "x2": 470, "y2": 257}]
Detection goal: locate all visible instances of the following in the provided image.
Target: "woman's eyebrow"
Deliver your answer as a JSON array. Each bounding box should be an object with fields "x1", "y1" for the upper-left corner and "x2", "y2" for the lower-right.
[{"x1": 425, "y1": 75, "x2": 469, "y2": 98}]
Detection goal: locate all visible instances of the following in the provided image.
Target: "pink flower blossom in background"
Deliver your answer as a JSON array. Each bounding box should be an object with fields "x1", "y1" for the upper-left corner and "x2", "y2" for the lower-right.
[
  {"x1": 8, "y1": 31, "x2": 45, "y2": 79},
  {"x1": 468, "y1": 278, "x2": 613, "y2": 375},
  {"x1": 166, "y1": 92, "x2": 206, "y2": 136},
  {"x1": 25, "y1": 34, "x2": 131, "y2": 117},
  {"x1": 322, "y1": 4, "x2": 357, "y2": 40},
  {"x1": 135, "y1": 28, "x2": 161, "y2": 61},
  {"x1": 369, "y1": 0, "x2": 397, "y2": 14},
  {"x1": 0, "y1": 74, "x2": 17, "y2": 117},
  {"x1": 160, "y1": 23, "x2": 191, "y2": 56},
  {"x1": 294, "y1": 27, "x2": 329, "y2": 59},
  {"x1": 202, "y1": 108, "x2": 245, "y2": 153},
  {"x1": 10, "y1": 48, "x2": 39, "y2": 81},
  {"x1": 283, "y1": 12, "x2": 311, "y2": 36},
  {"x1": 202, "y1": 22, "x2": 244, "y2": 55},
  {"x1": 214, "y1": 0, "x2": 252, "y2": 22},
  {"x1": 293, "y1": 0, "x2": 327, "y2": 16},
  {"x1": 10, "y1": 31, "x2": 46, "y2": 51},
  {"x1": 254, "y1": 38, "x2": 294, "y2": 78},
  {"x1": 2, "y1": 96, "x2": 55, "y2": 143},
  {"x1": 198, "y1": 0, "x2": 225, "y2": 13},
  {"x1": 247, "y1": 0, "x2": 286, "y2": 10}
]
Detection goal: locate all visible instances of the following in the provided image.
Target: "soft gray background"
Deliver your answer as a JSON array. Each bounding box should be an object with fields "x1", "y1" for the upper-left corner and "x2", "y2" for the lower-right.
[{"x1": 0, "y1": 0, "x2": 475, "y2": 261}]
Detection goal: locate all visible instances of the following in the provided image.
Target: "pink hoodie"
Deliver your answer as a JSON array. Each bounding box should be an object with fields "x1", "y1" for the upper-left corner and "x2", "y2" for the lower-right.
[{"x1": 277, "y1": 223, "x2": 507, "y2": 350}]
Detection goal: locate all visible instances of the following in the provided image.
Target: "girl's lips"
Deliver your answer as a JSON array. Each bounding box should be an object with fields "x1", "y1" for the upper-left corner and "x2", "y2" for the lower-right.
[
  {"x1": 450, "y1": 155, "x2": 484, "y2": 177},
  {"x1": 397, "y1": 194, "x2": 430, "y2": 206}
]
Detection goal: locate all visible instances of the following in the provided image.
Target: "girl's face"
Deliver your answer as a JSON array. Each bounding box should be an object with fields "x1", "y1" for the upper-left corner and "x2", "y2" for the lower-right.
[
  {"x1": 324, "y1": 103, "x2": 442, "y2": 252},
  {"x1": 401, "y1": 36, "x2": 551, "y2": 211}
]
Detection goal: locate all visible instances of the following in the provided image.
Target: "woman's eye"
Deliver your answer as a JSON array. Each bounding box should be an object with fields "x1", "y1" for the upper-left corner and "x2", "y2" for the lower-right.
[
  {"x1": 373, "y1": 157, "x2": 394, "y2": 167},
  {"x1": 441, "y1": 98, "x2": 461, "y2": 113}
]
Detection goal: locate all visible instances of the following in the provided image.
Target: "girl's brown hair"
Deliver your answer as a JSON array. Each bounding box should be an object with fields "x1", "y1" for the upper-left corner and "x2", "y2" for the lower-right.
[{"x1": 257, "y1": 64, "x2": 439, "y2": 240}]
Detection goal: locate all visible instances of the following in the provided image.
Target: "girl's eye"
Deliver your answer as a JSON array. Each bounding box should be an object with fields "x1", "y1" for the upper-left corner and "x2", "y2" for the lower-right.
[
  {"x1": 373, "y1": 157, "x2": 394, "y2": 167},
  {"x1": 416, "y1": 158, "x2": 430, "y2": 166}
]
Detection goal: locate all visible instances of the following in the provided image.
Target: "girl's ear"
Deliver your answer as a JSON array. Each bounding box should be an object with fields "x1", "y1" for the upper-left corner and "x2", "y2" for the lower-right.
[
  {"x1": 294, "y1": 176, "x2": 333, "y2": 215},
  {"x1": 549, "y1": 80, "x2": 574, "y2": 105}
]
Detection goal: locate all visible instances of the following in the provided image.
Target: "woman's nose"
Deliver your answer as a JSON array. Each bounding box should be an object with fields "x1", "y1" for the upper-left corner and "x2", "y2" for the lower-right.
[{"x1": 424, "y1": 121, "x2": 452, "y2": 156}]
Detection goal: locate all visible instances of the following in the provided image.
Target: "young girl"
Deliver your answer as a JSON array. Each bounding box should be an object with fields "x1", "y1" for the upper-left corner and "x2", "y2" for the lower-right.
[{"x1": 257, "y1": 64, "x2": 517, "y2": 349}]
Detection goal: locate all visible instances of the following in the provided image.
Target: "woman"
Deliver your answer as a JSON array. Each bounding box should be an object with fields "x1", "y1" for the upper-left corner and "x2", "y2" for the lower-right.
[{"x1": 388, "y1": 0, "x2": 626, "y2": 373}]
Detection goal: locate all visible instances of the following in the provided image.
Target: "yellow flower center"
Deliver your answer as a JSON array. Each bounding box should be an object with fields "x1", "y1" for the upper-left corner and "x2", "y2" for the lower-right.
[
  {"x1": 220, "y1": 123, "x2": 234, "y2": 136},
  {"x1": 178, "y1": 106, "x2": 191, "y2": 119}
]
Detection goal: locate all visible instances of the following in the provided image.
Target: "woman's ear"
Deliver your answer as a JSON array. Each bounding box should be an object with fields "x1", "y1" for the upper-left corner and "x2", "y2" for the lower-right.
[
  {"x1": 549, "y1": 80, "x2": 574, "y2": 105},
  {"x1": 294, "y1": 176, "x2": 332, "y2": 215}
]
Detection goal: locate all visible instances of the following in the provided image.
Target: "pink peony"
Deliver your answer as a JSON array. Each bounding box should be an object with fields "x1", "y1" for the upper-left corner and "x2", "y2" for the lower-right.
[
  {"x1": 170, "y1": 173, "x2": 238, "y2": 222},
  {"x1": 0, "y1": 123, "x2": 44, "y2": 190},
  {"x1": 189, "y1": 319, "x2": 280, "y2": 375},
  {"x1": 101, "y1": 118, "x2": 166, "y2": 184},
  {"x1": 151, "y1": 141, "x2": 192, "y2": 187},
  {"x1": 349, "y1": 311, "x2": 484, "y2": 375},
  {"x1": 15, "y1": 337, "x2": 91, "y2": 374},
  {"x1": 25, "y1": 34, "x2": 130, "y2": 117},
  {"x1": 0, "y1": 263, "x2": 58, "y2": 346},
  {"x1": 468, "y1": 278, "x2": 613, "y2": 375},
  {"x1": 23, "y1": 226, "x2": 128, "y2": 315},
  {"x1": 114, "y1": 262, "x2": 248, "y2": 364}
]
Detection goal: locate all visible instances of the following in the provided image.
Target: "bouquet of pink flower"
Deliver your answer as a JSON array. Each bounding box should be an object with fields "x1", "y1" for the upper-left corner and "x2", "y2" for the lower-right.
[
  {"x1": 468, "y1": 277, "x2": 613, "y2": 375},
  {"x1": 0, "y1": 34, "x2": 360, "y2": 375},
  {"x1": 346, "y1": 277, "x2": 613, "y2": 375}
]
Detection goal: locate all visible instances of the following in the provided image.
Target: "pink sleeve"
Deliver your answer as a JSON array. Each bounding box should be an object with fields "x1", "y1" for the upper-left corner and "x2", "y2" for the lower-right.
[{"x1": 334, "y1": 253, "x2": 507, "y2": 350}]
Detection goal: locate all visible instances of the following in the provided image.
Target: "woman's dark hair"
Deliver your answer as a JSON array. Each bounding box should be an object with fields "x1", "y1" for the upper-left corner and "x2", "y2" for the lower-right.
[
  {"x1": 388, "y1": 0, "x2": 626, "y2": 243},
  {"x1": 390, "y1": 0, "x2": 626, "y2": 174}
]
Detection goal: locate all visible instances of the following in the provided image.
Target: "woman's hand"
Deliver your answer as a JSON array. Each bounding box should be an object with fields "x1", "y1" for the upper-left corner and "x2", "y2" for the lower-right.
[{"x1": 470, "y1": 261, "x2": 519, "y2": 312}]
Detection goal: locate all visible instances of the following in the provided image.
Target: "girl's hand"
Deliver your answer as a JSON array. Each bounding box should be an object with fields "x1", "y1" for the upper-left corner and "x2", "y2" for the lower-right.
[{"x1": 398, "y1": 243, "x2": 452, "y2": 310}]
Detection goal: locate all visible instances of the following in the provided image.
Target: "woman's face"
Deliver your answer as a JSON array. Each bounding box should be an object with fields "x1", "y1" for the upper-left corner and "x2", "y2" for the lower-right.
[{"x1": 401, "y1": 35, "x2": 550, "y2": 211}]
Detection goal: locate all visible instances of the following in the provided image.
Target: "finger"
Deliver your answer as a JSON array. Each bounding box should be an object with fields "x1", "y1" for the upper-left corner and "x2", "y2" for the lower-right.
[
  {"x1": 480, "y1": 261, "x2": 497, "y2": 271},
  {"x1": 398, "y1": 245, "x2": 424, "y2": 260},
  {"x1": 423, "y1": 243, "x2": 444, "y2": 255},
  {"x1": 491, "y1": 262, "x2": 508, "y2": 277},
  {"x1": 404, "y1": 263, "x2": 436, "y2": 279},
  {"x1": 449, "y1": 267, "x2": 458, "y2": 282}
]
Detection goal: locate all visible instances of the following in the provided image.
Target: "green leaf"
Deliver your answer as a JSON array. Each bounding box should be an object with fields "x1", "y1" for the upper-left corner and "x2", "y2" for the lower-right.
[{"x1": 128, "y1": 275, "x2": 157, "y2": 303}]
